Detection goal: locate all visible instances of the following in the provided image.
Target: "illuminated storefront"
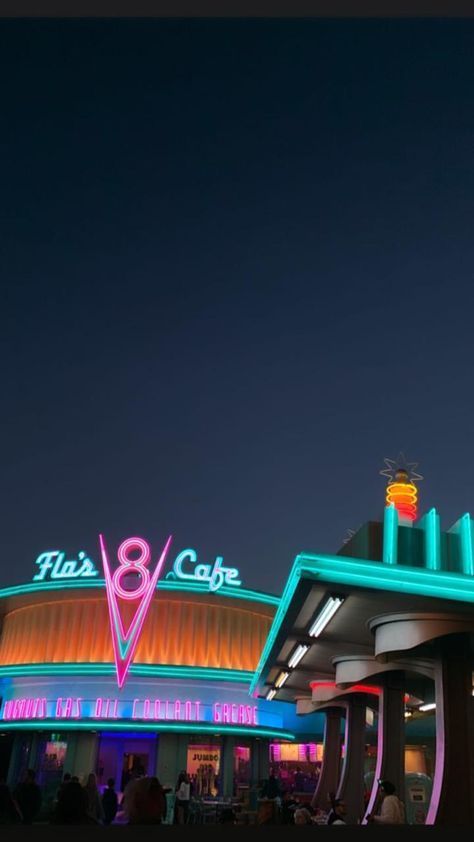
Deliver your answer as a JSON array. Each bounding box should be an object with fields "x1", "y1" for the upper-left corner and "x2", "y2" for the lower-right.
[
  {"x1": 1, "y1": 467, "x2": 457, "y2": 824},
  {"x1": 0, "y1": 536, "x2": 326, "y2": 811}
]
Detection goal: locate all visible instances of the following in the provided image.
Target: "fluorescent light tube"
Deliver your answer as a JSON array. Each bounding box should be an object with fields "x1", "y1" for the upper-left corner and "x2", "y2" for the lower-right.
[
  {"x1": 419, "y1": 703, "x2": 436, "y2": 712},
  {"x1": 275, "y1": 670, "x2": 290, "y2": 688},
  {"x1": 308, "y1": 596, "x2": 344, "y2": 638},
  {"x1": 266, "y1": 689, "x2": 277, "y2": 701},
  {"x1": 288, "y1": 644, "x2": 310, "y2": 669}
]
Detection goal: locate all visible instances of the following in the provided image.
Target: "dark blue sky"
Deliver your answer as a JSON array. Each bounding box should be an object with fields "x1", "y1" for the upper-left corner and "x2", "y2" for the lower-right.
[{"x1": 2, "y1": 20, "x2": 474, "y2": 592}]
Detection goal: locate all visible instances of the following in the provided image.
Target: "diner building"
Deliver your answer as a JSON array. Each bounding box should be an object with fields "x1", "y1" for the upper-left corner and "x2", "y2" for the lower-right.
[
  {"x1": 1, "y1": 461, "x2": 473, "y2": 824},
  {"x1": 0, "y1": 541, "x2": 327, "y2": 814}
]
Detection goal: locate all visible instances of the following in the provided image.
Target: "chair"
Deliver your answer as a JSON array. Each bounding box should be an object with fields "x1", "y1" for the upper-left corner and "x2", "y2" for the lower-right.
[{"x1": 187, "y1": 799, "x2": 202, "y2": 824}]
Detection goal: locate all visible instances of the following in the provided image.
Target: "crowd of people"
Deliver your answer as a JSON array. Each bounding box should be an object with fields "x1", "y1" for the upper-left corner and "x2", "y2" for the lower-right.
[
  {"x1": 0, "y1": 766, "x2": 406, "y2": 826},
  {"x1": 0, "y1": 768, "x2": 169, "y2": 825},
  {"x1": 261, "y1": 771, "x2": 405, "y2": 826}
]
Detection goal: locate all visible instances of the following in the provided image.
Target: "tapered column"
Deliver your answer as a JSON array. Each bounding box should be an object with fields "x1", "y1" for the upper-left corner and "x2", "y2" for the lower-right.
[
  {"x1": 311, "y1": 707, "x2": 343, "y2": 810},
  {"x1": 426, "y1": 634, "x2": 474, "y2": 825},
  {"x1": 221, "y1": 736, "x2": 235, "y2": 798},
  {"x1": 363, "y1": 676, "x2": 404, "y2": 822},
  {"x1": 337, "y1": 695, "x2": 368, "y2": 823}
]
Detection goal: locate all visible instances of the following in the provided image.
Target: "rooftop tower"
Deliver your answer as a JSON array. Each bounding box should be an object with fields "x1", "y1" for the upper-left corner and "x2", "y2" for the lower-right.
[{"x1": 380, "y1": 452, "x2": 423, "y2": 526}]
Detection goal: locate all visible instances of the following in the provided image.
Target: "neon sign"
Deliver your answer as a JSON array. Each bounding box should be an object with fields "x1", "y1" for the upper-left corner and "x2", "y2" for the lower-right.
[
  {"x1": 169, "y1": 548, "x2": 242, "y2": 592},
  {"x1": 32, "y1": 547, "x2": 242, "y2": 593},
  {"x1": 31, "y1": 537, "x2": 243, "y2": 690},
  {"x1": 2, "y1": 695, "x2": 258, "y2": 726},
  {"x1": 99, "y1": 535, "x2": 172, "y2": 689},
  {"x1": 33, "y1": 551, "x2": 98, "y2": 581}
]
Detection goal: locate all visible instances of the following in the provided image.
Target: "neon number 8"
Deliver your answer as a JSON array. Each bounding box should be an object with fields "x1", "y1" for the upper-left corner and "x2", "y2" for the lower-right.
[{"x1": 113, "y1": 537, "x2": 151, "y2": 600}]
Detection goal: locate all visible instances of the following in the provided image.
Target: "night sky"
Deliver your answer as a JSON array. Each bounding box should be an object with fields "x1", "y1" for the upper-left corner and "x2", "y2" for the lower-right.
[{"x1": 2, "y1": 20, "x2": 474, "y2": 592}]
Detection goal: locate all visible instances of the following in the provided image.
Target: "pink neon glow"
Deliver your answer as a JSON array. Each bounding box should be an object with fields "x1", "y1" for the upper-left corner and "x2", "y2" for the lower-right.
[
  {"x1": 113, "y1": 537, "x2": 151, "y2": 600},
  {"x1": 310, "y1": 680, "x2": 381, "y2": 696},
  {"x1": 100, "y1": 533, "x2": 173, "y2": 688},
  {"x1": 213, "y1": 703, "x2": 257, "y2": 726},
  {"x1": 131, "y1": 698, "x2": 199, "y2": 721},
  {"x1": 3, "y1": 697, "x2": 47, "y2": 721}
]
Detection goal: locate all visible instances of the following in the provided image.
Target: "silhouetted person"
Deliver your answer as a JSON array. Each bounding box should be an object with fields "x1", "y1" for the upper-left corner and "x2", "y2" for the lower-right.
[
  {"x1": 53, "y1": 779, "x2": 91, "y2": 824},
  {"x1": 130, "y1": 776, "x2": 166, "y2": 825},
  {"x1": 14, "y1": 769, "x2": 41, "y2": 824},
  {"x1": 0, "y1": 779, "x2": 22, "y2": 824},
  {"x1": 83, "y1": 773, "x2": 104, "y2": 823},
  {"x1": 281, "y1": 791, "x2": 299, "y2": 825},
  {"x1": 102, "y1": 778, "x2": 118, "y2": 826},
  {"x1": 57, "y1": 773, "x2": 71, "y2": 801},
  {"x1": 121, "y1": 768, "x2": 144, "y2": 822},
  {"x1": 294, "y1": 766, "x2": 305, "y2": 792},
  {"x1": 260, "y1": 771, "x2": 281, "y2": 799}
]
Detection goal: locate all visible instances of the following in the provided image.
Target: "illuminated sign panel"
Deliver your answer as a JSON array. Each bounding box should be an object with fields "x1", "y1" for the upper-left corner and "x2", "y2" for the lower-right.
[{"x1": 1, "y1": 695, "x2": 258, "y2": 727}]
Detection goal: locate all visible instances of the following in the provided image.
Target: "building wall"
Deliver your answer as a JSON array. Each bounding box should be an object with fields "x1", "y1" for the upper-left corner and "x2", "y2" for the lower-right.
[{"x1": 0, "y1": 594, "x2": 272, "y2": 671}]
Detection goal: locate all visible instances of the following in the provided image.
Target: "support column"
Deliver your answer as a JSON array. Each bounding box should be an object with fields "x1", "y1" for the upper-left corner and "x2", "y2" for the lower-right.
[
  {"x1": 221, "y1": 736, "x2": 235, "y2": 798},
  {"x1": 156, "y1": 733, "x2": 185, "y2": 790},
  {"x1": 311, "y1": 708, "x2": 343, "y2": 810},
  {"x1": 337, "y1": 695, "x2": 368, "y2": 824},
  {"x1": 363, "y1": 676, "x2": 404, "y2": 822},
  {"x1": 68, "y1": 732, "x2": 98, "y2": 783},
  {"x1": 249, "y1": 739, "x2": 269, "y2": 810},
  {"x1": 426, "y1": 634, "x2": 474, "y2": 825}
]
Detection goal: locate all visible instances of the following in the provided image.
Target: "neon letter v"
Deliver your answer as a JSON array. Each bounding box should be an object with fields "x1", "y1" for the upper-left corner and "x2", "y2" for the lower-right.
[{"x1": 99, "y1": 534, "x2": 172, "y2": 688}]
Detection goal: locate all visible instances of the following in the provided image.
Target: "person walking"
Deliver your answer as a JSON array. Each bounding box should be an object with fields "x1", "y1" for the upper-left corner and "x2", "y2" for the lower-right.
[
  {"x1": 52, "y1": 779, "x2": 91, "y2": 824},
  {"x1": 366, "y1": 779, "x2": 405, "y2": 824},
  {"x1": 83, "y1": 773, "x2": 104, "y2": 824},
  {"x1": 130, "y1": 776, "x2": 166, "y2": 825},
  {"x1": 102, "y1": 778, "x2": 118, "y2": 825},
  {"x1": 14, "y1": 769, "x2": 41, "y2": 824},
  {"x1": 174, "y1": 771, "x2": 191, "y2": 824},
  {"x1": 0, "y1": 778, "x2": 22, "y2": 824}
]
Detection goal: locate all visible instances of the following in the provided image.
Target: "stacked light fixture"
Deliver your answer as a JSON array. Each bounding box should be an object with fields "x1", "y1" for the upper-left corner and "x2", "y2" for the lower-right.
[{"x1": 265, "y1": 594, "x2": 345, "y2": 701}]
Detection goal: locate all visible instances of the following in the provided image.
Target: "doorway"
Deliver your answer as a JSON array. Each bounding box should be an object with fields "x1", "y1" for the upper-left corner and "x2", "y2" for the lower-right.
[
  {"x1": 96, "y1": 734, "x2": 158, "y2": 796},
  {"x1": 121, "y1": 749, "x2": 150, "y2": 791}
]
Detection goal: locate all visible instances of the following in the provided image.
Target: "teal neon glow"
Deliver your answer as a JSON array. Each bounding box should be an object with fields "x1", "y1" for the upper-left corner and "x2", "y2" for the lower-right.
[
  {"x1": 459, "y1": 515, "x2": 474, "y2": 576},
  {"x1": 0, "y1": 578, "x2": 279, "y2": 607},
  {"x1": 0, "y1": 719, "x2": 295, "y2": 740},
  {"x1": 170, "y1": 548, "x2": 242, "y2": 593},
  {"x1": 382, "y1": 504, "x2": 398, "y2": 565},
  {"x1": 419, "y1": 508, "x2": 441, "y2": 571},
  {"x1": 0, "y1": 664, "x2": 254, "y2": 683},
  {"x1": 33, "y1": 550, "x2": 98, "y2": 582},
  {"x1": 250, "y1": 550, "x2": 474, "y2": 694}
]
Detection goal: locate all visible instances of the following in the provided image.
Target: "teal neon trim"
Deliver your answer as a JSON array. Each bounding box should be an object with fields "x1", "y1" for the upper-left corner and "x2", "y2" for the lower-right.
[
  {"x1": 250, "y1": 565, "x2": 302, "y2": 694},
  {"x1": 459, "y1": 514, "x2": 474, "y2": 576},
  {"x1": 249, "y1": 550, "x2": 474, "y2": 694},
  {"x1": 0, "y1": 579, "x2": 279, "y2": 607},
  {"x1": 382, "y1": 504, "x2": 398, "y2": 565},
  {"x1": 419, "y1": 508, "x2": 441, "y2": 571},
  {"x1": 0, "y1": 664, "x2": 254, "y2": 683},
  {"x1": 0, "y1": 720, "x2": 295, "y2": 740}
]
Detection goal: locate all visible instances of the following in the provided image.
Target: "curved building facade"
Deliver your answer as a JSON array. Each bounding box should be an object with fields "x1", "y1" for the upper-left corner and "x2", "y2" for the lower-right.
[{"x1": 0, "y1": 541, "x2": 325, "y2": 814}]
